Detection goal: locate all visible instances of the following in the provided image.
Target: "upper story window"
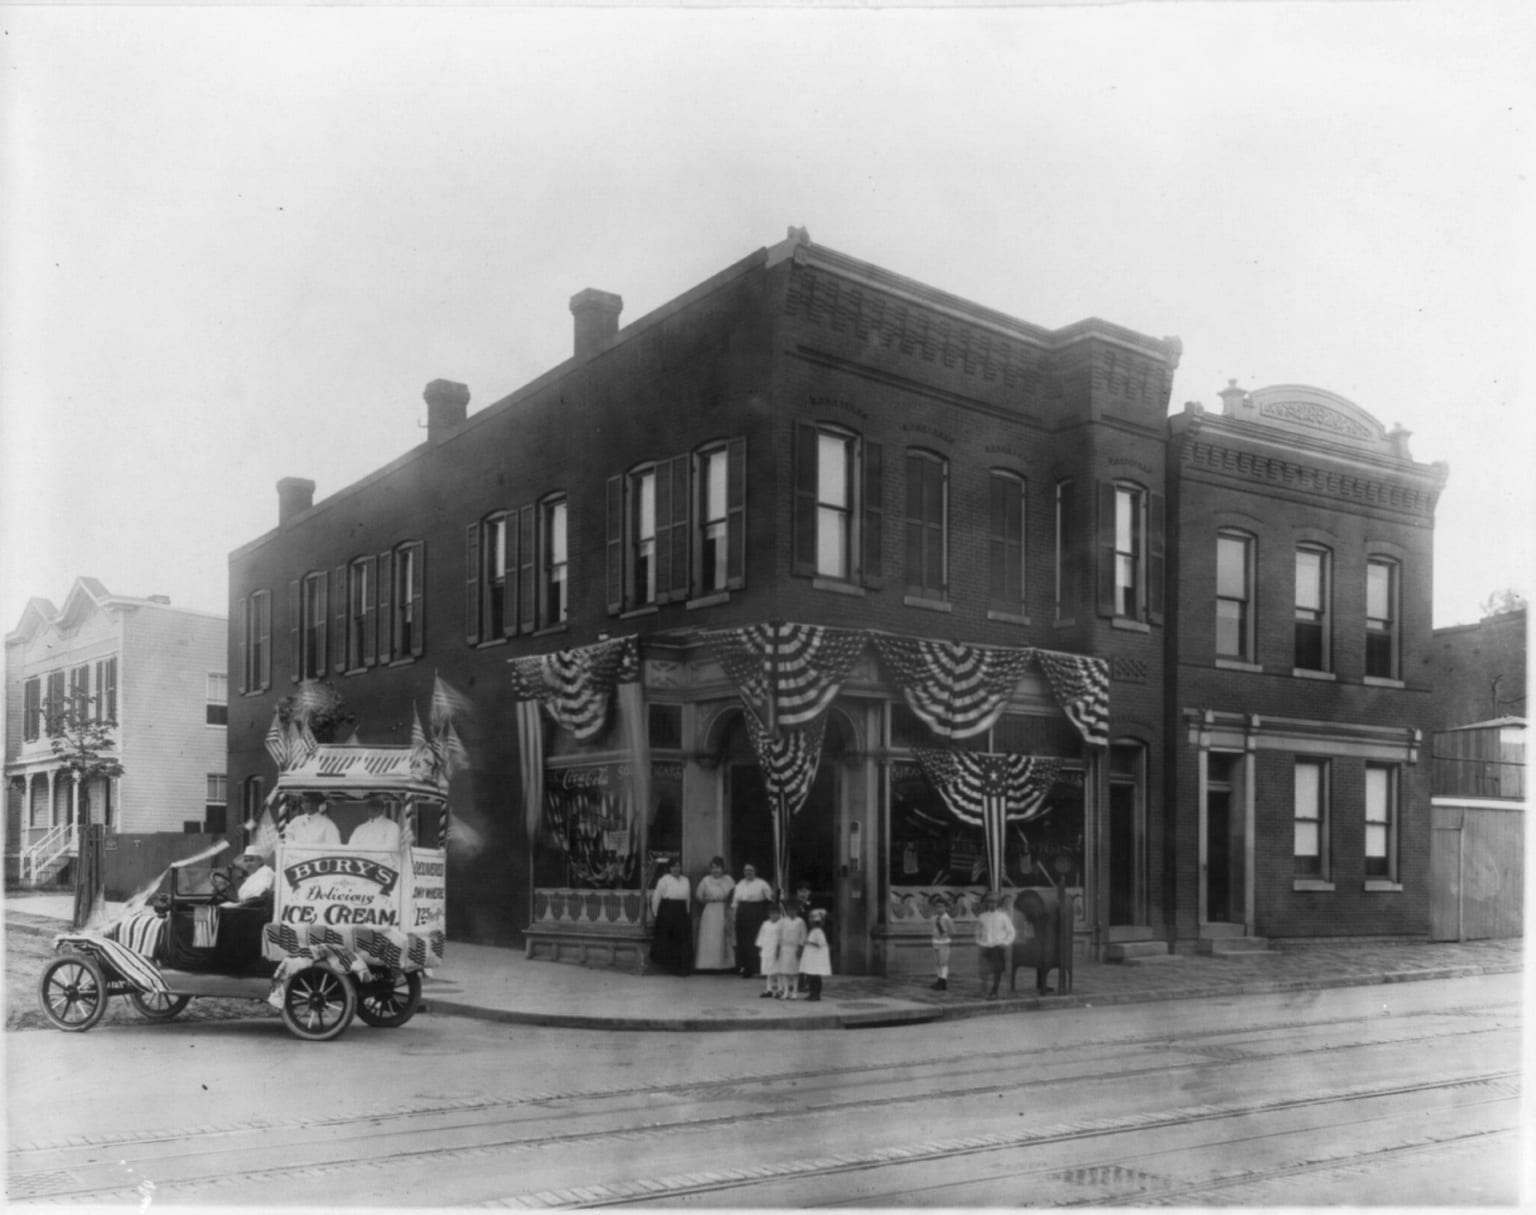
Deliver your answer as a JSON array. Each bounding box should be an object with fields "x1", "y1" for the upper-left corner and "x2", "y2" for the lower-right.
[
  {"x1": 541, "y1": 496, "x2": 569, "y2": 626},
  {"x1": 293, "y1": 571, "x2": 329, "y2": 680},
  {"x1": 1054, "y1": 480, "x2": 1076, "y2": 622},
  {"x1": 346, "y1": 556, "x2": 377, "y2": 670},
  {"x1": 206, "y1": 673, "x2": 228, "y2": 726},
  {"x1": 380, "y1": 540, "x2": 425, "y2": 663},
  {"x1": 1365, "y1": 559, "x2": 1400, "y2": 679},
  {"x1": 69, "y1": 664, "x2": 90, "y2": 722},
  {"x1": 607, "y1": 458, "x2": 689, "y2": 614},
  {"x1": 239, "y1": 590, "x2": 272, "y2": 694},
  {"x1": 1294, "y1": 546, "x2": 1332, "y2": 672},
  {"x1": 241, "y1": 776, "x2": 264, "y2": 844},
  {"x1": 1364, "y1": 763, "x2": 1398, "y2": 881},
  {"x1": 45, "y1": 670, "x2": 66, "y2": 728},
  {"x1": 23, "y1": 676, "x2": 41, "y2": 741},
  {"x1": 988, "y1": 471, "x2": 1026, "y2": 614},
  {"x1": 793, "y1": 423, "x2": 883, "y2": 588},
  {"x1": 205, "y1": 773, "x2": 228, "y2": 834},
  {"x1": 95, "y1": 657, "x2": 118, "y2": 722},
  {"x1": 1216, "y1": 531, "x2": 1255, "y2": 661},
  {"x1": 1294, "y1": 758, "x2": 1330, "y2": 878},
  {"x1": 695, "y1": 440, "x2": 746, "y2": 596},
  {"x1": 467, "y1": 512, "x2": 513, "y2": 644},
  {"x1": 904, "y1": 450, "x2": 948, "y2": 599},
  {"x1": 1098, "y1": 481, "x2": 1164, "y2": 624}
]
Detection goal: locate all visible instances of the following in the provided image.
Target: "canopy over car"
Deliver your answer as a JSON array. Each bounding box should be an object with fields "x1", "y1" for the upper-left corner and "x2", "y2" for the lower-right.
[{"x1": 271, "y1": 744, "x2": 449, "y2": 804}]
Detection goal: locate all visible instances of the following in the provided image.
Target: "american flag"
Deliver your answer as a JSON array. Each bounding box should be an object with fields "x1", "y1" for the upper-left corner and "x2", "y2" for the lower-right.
[
  {"x1": 1034, "y1": 651, "x2": 1110, "y2": 747},
  {"x1": 508, "y1": 636, "x2": 639, "y2": 741},
  {"x1": 872, "y1": 636, "x2": 1034, "y2": 740},
  {"x1": 264, "y1": 709, "x2": 290, "y2": 769},
  {"x1": 705, "y1": 622, "x2": 865, "y2": 733}
]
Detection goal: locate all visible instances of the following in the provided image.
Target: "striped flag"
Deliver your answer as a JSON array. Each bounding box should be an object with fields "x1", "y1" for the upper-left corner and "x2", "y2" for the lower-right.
[
  {"x1": 437, "y1": 718, "x2": 469, "y2": 779},
  {"x1": 872, "y1": 636, "x2": 1034, "y2": 740},
  {"x1": 915, "y1": 747, "x2": 1064, "y2": 894},
  {"x1": 742, "y1": 712, "x2": 829, "y2": 895},
  {"x1": 408, "y1": 706, "x2": 433, "y2": 780},
  {"x1": 1035, "y1": 651, "x2": 1110, "y2": 747},
  {"x1": 264, "y1": 709, "x2": 290, "y2": 770},
  {"x1": 430, "y1": 673, "x2": 474, "y2": 733},
  {"x1": 508, "y1": 636, "x2": 639, "y2": 742},
  {"x1": 706, "y1": 623, "x2": 865, "y2": 733}
]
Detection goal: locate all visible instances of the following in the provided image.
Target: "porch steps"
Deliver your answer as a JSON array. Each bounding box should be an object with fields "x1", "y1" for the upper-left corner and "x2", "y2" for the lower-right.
[{"x1": 1104, "y1": 926, "x2": 1171, "y2": 964}]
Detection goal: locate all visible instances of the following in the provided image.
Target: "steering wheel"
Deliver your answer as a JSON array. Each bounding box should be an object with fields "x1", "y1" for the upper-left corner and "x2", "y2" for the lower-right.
[{"x1": 210, "y1": 869, "x2": 240, "y2": 902}]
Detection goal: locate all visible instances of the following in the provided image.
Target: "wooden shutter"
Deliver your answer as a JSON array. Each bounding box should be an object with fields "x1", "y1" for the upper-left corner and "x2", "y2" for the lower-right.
[
  {"x1": 333, "y1": 565, "x2": 347, "y2": 672},
  {"x1": 377, "y1": 551, "x2": 393, "y2": 663},
  {"x1": 363, "y1": 558, "x2": 377, "y2": 667},
  {"x1": 666, "y1": 453, "x2": 690, "y2": 601},
  {"x1": 409, "y1": 543, "x2": 425, "y2": 657},
  {"x1": 256, "y1": 594, "x2": 271, "y2": 689},
  {"x1": 606, "y1": 475, "x2": 624, "y2": 614},
  {"x1": 1097, "y1": 480, "x2": 1118, "y2": 618},
  {"x1": 862, "y1": 439, "x2": 884, "y2": 588},
  {"x1": 653, "y1": 464, "x2": 673, "y2": 600},
  {"x1": 238, "y1": 597, "x2": 249, "y2": 694},
  {"x1": 1148, "y1": 490, "x2": 1166, "y2": 625},
  {"x1": 288, "y1": 579, "x2": 300, "y2": 682},
  {"x1": 518, "y1": 505, "x2": 535, "y2": 633},
  {"x1": 792, "y1": 423, "x2": 817, "y2": 576},
  {"x1": 726, "y1": 436, "x2": 746, "y2": 589},
  {"x1": 465, "y1": 524, "x2": 481, "y2": 646},
  {"x1": 1057, "y1": 481, "x2": 1077, "y2": 622},
  {"x1": 316, "y1": 574, "x2": 329, "y2": 674}
]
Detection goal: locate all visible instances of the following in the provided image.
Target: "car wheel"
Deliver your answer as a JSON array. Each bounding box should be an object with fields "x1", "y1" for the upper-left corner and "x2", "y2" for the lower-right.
[
  {"x1": 356, "y1": 969, "x2": 422, "y2": 1028},
  {"x1": 127, "y1": 990, "x2": 192, "y2": 1021},
  {"x1": 39, "y1": 954, "x2": 110, "y2": 1032},
  {"x1": 280, "y1": 965, "x2": 357, "y2": 1042}
]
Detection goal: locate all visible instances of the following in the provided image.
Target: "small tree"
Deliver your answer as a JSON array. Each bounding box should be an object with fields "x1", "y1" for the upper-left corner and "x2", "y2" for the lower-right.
[
  {"x1": 277, "y1": 680, "x2": 356, "y2": 743},
  {"x1": 1479, "y1": 588, "x2": 1528, "y2": 619},
  {"x1": 46, "y1": 699, "x2": 125, "y2": 928}
]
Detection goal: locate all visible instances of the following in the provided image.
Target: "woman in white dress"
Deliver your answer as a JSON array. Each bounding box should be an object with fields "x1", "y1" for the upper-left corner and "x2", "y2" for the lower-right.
[{"x1": 693, "y1": 856, "x2": 735, "y2": 972}]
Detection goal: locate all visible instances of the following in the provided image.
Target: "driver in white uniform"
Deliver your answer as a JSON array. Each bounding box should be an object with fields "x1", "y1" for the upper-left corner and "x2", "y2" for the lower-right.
[{"x1": 221, "y1": 848, "x2": 275, "y2": 906}]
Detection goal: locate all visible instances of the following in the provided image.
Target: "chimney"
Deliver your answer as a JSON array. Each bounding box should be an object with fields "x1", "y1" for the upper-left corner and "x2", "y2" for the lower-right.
[
  {"x1": 277, "y1": 477, "x2": 316, "y2": 525},
  {"x1": 569, "y1": 288, "x2": 623, "y2": 359},
  {"x1": 1218, "y1": 379, "x2": 1248, "y2": 416},
  {"x1": 147, "y1": 594, "x2": 171, "y2": 605},
  {"x1": 424, "y1": 379, "x2": 470, "y2": 444}
]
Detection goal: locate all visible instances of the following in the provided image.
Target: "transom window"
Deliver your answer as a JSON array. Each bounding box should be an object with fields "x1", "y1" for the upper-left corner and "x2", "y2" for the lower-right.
[{"x1": 1294, "y1": 546, "x2": 1332, "y2": 672}]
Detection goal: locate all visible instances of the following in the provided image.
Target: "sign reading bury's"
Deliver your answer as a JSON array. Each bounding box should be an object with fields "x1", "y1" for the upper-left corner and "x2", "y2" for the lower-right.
[
  {"x1": 282, "y1": 855, "x2": 400, "y2": 894},
  {"x1": 278, "y1": 846, "x2": 402, "y2": 927}
]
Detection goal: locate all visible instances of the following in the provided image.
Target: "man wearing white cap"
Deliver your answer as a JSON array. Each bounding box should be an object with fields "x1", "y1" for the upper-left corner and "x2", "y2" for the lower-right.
[{"x1": 231, "y1": 847, "x2": 276, "y2": 903}]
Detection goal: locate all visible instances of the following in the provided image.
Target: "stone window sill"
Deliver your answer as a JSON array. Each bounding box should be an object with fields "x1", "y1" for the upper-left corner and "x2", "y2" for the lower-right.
[
  {"x1": 903, "y1": 594, "x2": 952, "y2": 613},
  {"x1": 1364, "y1": 879, "x2": 1403, "y2": 893},
  {"x1": 1111, "y1": 617, "x2": 1151, "y2": 633},
  {"x1": 1215, "y1": 658, "x2": 1263, "y2": 673},
  {"x1": 1292, "y1": 878, "x2": 1335, "y2": 892},
  {"x1": 1362, "y1": 676, "x2": 1405, "y2": 689},
  {"x1": 1292, "y1": 668, "x2": 1337, "y2": 682},
  {"x1": 812, "y1": 577, "x2": 866, "y2": 598},
  {"x1": 686, "y1": 592, "x2": 731, "y2": 611},
  {"x1": 987, "y1": 609, "x2": 1031, "y2": 626}
]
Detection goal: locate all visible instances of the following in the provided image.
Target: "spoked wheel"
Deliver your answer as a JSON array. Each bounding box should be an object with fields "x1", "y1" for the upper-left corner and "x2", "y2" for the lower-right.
[
  {"x1": 127, "y1": 990, "x2": 192, "y2": 1021},
  {"x1": 280, "y1": 965, "x2": 357, "y2": 1042},
  {"x1": 38, "y1": 954, "x2": 110, "y2": 1032},
  {"x1": 356, "y1": 969, "x2": 422, "y2": 1028}
]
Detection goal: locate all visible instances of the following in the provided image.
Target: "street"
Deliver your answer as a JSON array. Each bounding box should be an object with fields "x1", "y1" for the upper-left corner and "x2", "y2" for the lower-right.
[{"x1": 5, "y1": 965, "x2": 1525, "y2": 1208}]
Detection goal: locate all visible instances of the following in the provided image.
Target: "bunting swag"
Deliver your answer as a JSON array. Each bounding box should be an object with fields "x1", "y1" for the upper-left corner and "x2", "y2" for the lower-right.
[
  {"x1": 743, "y1": 712, "x2": 829, "y2": 896},
  {"x1": 508, "y1": 636, "x2": 640, "y2": 741},
  {"x1": 914, "y1": 747, "x2": 1065, "y2": 894},
  {"x1": 872, "y1": 636, "x2": 1035, "y2": 740},
  {"x1": 1034, "y1": 651, "x2": 1110, "y2": 747},
  {"x1": 705, "y1": 623, "x2": 865, "y2": 731}
]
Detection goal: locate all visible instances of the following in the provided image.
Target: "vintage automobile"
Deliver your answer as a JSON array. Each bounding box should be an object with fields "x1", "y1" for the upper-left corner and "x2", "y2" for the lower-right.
[{"x1": 37, "y1": 741, "x2": 449, "y2": 1042}]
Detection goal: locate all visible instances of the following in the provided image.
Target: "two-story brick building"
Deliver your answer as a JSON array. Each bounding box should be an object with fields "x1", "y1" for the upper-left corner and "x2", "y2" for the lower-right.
[
  {"x1": 5, "y1": 578, "x2": 228, "y2": 892},
  {"x1": 226, "y1": 229, "x2": 1447, "y2": 970}
]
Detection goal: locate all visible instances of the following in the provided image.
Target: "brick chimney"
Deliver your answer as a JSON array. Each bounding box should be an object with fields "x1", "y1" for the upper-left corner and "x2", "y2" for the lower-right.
[
  {"x1": 277, "y1": 477, "x2": 316, "y2": 525},
  {"x1": 569, "y1": 288, "x2": 623, "y2": 359},
  {"x1": 424, "y1": 379, "x2": 470, "y2": 444}
]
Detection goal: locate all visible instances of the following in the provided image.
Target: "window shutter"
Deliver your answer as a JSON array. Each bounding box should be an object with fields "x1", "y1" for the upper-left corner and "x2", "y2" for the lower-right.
[
  {"x1": 666, "y1": 453, "x2": 691, "y2": 601},
  {"x1": 726, "y1": 436, "x2": 746, "y2": 589},
  {"x1": 792, "y1": 423, "x2": 817, "y2": 576},
  {"x1": 862, "y1": 439, "x2": 884, "y2": 588},
  {"x1": 333, "y1": 565, "x2": 347, "y2": 672},
  {"x1": 465, "y1": 524, "x2": 481, "y2": 646},
  {"x1": 257, "y1": 595, "x2": 271, "y2": 690},
  {"x1": 1057, "y1": 481, "x2": 1077, "y2": 621},
  {"x1": 606, "y1": 475, "x2": 624, "y2": 614},
  {"x1": 1097, "y1": 480, "x2": 1117, "y2": 618},
  {"x1": 288, "y1": 580, "x2": 300, "y2": 682},
  {"x1": 987, "y1": 477, "x2": 1007, "y2": 605},
  {"x1": 1148, "y1": 490, "x2": 1166, "y2": 625},
  {"x1": 316, "y1": 574, "x2": 329, "y2": 674},
  {"x1": 364, "y1": 557, "x2": 378, "y2": 667},
  {"x1": 238, "y1": 598, "x2": 249, "y2": 695},
  {"x1": 518, "y1": 505, "x2": 535, "y2": 633},
  {"x1": 377, "y1": 551, "x2": 393, "y2": 663},
  {"x1": 653, "y1": 463, "x2": 673, "y2": 599},
  {"x1": 408, "y1": 543, "x2": 425, "y2": 657}
]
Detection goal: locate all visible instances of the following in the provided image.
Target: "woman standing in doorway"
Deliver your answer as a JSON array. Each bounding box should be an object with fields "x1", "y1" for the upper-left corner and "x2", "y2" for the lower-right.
[
  {"x1": 730, "y1": 862, "x2": 774, "y2": 978},
  {"x1": 693, "y1": 857, "x2": 735, "y2": 972},
  {"x1": 650, "y1": 858, "x2": 693, "y2": 976}
]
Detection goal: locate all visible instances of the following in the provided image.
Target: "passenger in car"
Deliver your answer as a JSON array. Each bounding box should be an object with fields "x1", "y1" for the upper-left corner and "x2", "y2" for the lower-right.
[
  {"x1": 347, "y1": 796, "x2": 401, "y2": 850},
  {"x1": 285, "y1": 793, "x2": 341, "y2": 845}
]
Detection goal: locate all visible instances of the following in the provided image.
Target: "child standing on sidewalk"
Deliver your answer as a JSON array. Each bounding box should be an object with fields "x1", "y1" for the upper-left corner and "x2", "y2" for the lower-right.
[
  {"x1": 930, "y1": 892, "x2": 955, "y2": 991},
  {"x1": 777, "y1": 901, "x2": 807, "y2": 999},
  {"x1": 756, "y1": 903, "x2": 783, "y2": 999},
  {"x1": 801, "y1": 909, "x2": 832, "y2": 1001}
]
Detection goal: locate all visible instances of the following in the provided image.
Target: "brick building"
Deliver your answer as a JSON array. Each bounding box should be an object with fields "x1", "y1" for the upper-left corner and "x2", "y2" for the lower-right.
[
  {"x1": 1166, "y1": 386, "x2": 1448, "y2": 947},
  {"x1": 227, "y1": 230, "x2": 1447, "y2": 970}
]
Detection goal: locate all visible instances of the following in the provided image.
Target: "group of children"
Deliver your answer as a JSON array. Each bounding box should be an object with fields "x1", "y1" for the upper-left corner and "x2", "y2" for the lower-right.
[{"x1": 753, "y1": 900, "x2": 831, "y2": 1001}]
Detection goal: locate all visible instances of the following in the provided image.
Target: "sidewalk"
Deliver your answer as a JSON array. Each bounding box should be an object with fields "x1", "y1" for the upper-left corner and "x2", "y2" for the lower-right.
[{"x1": 7, "y1": 891, "x2": 1524, "y2": 1032}]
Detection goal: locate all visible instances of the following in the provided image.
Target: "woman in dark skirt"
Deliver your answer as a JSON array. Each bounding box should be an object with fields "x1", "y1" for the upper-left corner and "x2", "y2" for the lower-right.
[
  {"x1": 650, "y1": 858, "x2": 693, "y2": 975},
  {"x1": 729, "y1": 862, "x2": 774, "y2": 977}
]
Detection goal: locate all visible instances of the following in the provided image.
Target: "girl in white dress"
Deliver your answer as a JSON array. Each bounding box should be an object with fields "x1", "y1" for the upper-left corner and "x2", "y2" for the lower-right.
[
  {"x1": 755, "y1": 904, "x2": 783, "y2": 998},
  {"x1": 801, "y1": 908, "x2": 832, "y2": 1001},
  {"x1": 776, "y1": 902, "x2": 807, "y2": 999}
]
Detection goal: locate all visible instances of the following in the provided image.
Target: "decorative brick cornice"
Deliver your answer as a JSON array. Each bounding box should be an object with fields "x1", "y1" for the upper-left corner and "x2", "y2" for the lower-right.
[{"x1": 1179, "y1": 437, "x2": 1443, "y2": 517}]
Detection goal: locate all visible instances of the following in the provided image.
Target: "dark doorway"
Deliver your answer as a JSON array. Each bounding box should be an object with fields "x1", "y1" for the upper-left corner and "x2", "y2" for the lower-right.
[
  {"x1": 1108, "y1": 781, "x2": 1137, "y2": 925},
  {"x1": 1206, "y1": 788, "x2": 1233, "y2": 922}
]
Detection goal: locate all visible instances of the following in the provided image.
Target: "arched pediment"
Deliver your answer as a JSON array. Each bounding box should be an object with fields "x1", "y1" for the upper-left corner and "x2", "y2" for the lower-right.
[{"x1": 1232, "y1": 384, "x2": 1392, "y2": 452}]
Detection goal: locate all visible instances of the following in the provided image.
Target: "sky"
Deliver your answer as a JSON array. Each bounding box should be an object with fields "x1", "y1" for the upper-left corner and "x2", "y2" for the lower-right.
[{"x1": 2, "y1": 2, "x2": 1532, "y2": 639}]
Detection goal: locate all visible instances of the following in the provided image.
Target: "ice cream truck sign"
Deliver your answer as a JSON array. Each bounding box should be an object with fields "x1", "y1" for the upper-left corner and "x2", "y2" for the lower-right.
[{"x1": 277, "y1": 847, "x2": 444, "y2": 931}]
